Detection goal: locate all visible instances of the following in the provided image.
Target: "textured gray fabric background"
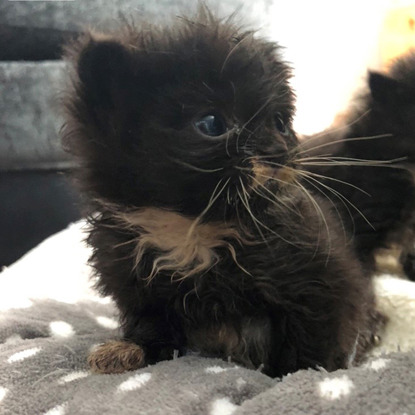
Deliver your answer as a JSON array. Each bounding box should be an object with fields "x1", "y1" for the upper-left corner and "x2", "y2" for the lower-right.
[
  {"x1": 0, "y1": 0, "x2": 271, "y2": 31},
  {"x1": 1, "y1": 298, "x2": 414, "y2": 415},
  {"x1": 0, "y1": 62, "x2": 69, "y2": 171}
]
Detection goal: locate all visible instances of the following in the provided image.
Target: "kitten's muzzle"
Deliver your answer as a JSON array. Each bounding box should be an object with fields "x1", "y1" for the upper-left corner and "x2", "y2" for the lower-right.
[{"x1": 250, "y1": 156, "x2": 297, "y2": 189}]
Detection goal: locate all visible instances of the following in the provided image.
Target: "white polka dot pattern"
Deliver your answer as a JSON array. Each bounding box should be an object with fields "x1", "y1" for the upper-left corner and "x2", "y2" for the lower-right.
[
  {"x1": 5, "y1": 334, "x2": 22, "y2": 344},
  {"x1": 43, "y1": 403, "x2": 67, "y2": 415},
  {"x1": 7, "y1": 347, "x2": 41, "y2": 363},
  {"x1": 210, "y1": 397, "x2": 238, "y2": 415},
  {"x1": 0, "y1": 387, "x2": 8, "y2": 403},
  {"x1": 364, "y1": 358, "x2": 390, "y2": 372},
  {"x1": 236, "y1": 378, "x2": 247, "y2": 390},
  {"x1": 49, "y1": 321, "x2": 75, "y2": 338},
  {"x1": 58, "y1": 371, "x2": 89, "y2": 384},
  {"x1": 118, "y1": 373, "x2": 152, "y2": 392},
  {"x1": 318, "y1": 375, "x2": 354, "y2": 400},
  {"x1": 95, "y1": 316, "x2": 118, "y2": 329},
  {"x1": 205, "y1": 366, "x2": 229, "y2": 374}
]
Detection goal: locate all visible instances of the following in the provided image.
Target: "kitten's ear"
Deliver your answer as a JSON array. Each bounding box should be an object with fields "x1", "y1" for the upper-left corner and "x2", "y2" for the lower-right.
[
  {"x1": 368, "y1": 71, "x2": 410, "y2": 105},
  {"x1": 76, "y1": 37, "x2": 134, "y2": 110}
]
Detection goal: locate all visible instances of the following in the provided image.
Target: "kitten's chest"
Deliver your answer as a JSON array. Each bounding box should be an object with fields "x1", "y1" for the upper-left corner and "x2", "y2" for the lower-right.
[
  {"x1": 117, "y1": 204, "x2": 318, "y2": 282},
  {"x1": 105, "y1": 197, "x2": 325, "y2": 300},
  {"x1": 116, "y1": 207, "x2": 249, "y2": 282}
]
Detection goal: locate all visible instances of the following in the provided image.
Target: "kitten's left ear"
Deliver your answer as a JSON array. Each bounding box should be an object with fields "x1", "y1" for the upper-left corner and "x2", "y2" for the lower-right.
[
  {"x1": 76, "y1": 36, "x2": 135, "y2": 111},
  {"x1": 368, "y1": 71, "x2": 411, "y2": 105}
]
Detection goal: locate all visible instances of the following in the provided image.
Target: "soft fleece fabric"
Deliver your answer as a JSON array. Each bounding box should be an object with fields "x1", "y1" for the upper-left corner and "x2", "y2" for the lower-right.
[{"x1": 0, "y1": 222, "x2": 415, "y2": 415}]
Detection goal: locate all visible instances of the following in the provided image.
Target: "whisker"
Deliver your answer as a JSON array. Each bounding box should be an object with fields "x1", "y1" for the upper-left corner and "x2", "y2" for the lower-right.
[
  {"x1": 187, "y1": 177, "x2": 231, "y2": 238},
  {"x1": 296, "y1": 155, "x2": 406, "y2": 165},
  {"x1": 305, "y1": 109, "x2": 372, "y2": 141},
  {"x1": 299, "y1": 158, "x2": 406, "y2": 167},
  {"x1": 297, "y1": 175, "x2": 351, "y2": 243},
  {"x1": 167, "y1": 157, "x2": 224, "y2": 173},
  {"x1": 248, "y1": 174, "x2": 303, "y2": 218},
  {"x1": 225, "y1": 130, "x2": 232, "y2": 158},
  {"x1": 296, "y1": 133, "x2": 394, "y2": 156},
  {"x1": 236, "y1": 182, "x2": 271, "y2": 247},
  {"x1": 235, "y1": 97, "x2": 273, "y2": 154},
  {"x1": 250, "y1": 159, "x2": 285, "y2": 169},
  {"x1": 244, "y1": 153, "x2": 296, "y2": 162},
  {"x1": 297, "y1": 170, "x2": 375, "y2": 231},
  {"x1": 238, "y1": 177, "x2": 300, "y2": 247},
  {"x1": 294, "y1": 179, "x2": 332, "y2": 262},
  {"x1": 295, "y1": 168, "x2": 371, "y2": 197},
  {"x1": 242, "y1": 98, "x2": 273, "y2": 130},
  {"x1": 220, "y1": 33, "x2": 253, "y2": 76},
  {"x1": 239, "y1": 123, "x2": 262, "y2": 154}
]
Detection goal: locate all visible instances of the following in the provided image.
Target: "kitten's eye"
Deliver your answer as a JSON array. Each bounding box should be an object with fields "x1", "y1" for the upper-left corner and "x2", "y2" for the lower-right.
[
  {"x1": 194, "y1": 113, "x2": 227, "y2": 137},
  {"x1": 274, "y1": 113, "x2": 290, "y2": 136}
]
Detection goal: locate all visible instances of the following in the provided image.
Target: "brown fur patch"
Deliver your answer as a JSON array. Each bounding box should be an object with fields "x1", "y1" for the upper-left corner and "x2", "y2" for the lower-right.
[
  {"x1": 88, "y1": 340, "x2": 146, "y2": 374},
  {"x1": 186, "y1": 317, "x2": 272, "y2": 370},
  {"x1": 186, "y1": 324, "x2": 239, "y2": 356},
  {"x1": 252, "y1": 160, "x2": 297, "y2": 189},
  {"x1": 114, "y1": 207, "x2": 249, "y2": 280}
]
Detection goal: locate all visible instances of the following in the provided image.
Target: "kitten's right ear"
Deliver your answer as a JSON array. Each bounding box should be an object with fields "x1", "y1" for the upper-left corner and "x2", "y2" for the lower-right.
[
  {"x1": 368, "y1": 71, "x2": 410, "y2": 105},
  {"x1": 76, "y1": 37, "x2": 134, "y2": 110}
]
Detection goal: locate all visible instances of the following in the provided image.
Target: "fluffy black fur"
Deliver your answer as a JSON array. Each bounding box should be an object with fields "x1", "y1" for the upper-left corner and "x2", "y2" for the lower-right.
[
  {"x1": 301, "y1": 51, "x2": 415, "y2": 277},
  {"x1": 62, "y1": 10, "x2": 382, "y2": 377}
]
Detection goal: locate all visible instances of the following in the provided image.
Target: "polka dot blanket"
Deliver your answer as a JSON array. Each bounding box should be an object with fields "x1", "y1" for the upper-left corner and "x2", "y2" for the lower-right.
[{"x1": 1, "y1": 222, "x2": 415, "y2": 415}]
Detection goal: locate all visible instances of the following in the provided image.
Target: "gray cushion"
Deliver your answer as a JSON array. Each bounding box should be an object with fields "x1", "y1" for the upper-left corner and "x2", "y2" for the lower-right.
[
  {"x1": 0, "y1": 25, "x2": 77, "y2": 61},
  {"x1": 0, "y1": 61, "x2": 69, "y2": 171},
  {"x1": 0, "y1": 0, "x2": 191, "y2": 61},
  {"x1": 0, "y1": 0, "x2": 255, "y2": 33}
]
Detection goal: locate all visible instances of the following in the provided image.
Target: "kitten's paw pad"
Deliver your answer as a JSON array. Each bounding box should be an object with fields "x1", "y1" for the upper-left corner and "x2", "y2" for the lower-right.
[{"x1": 88, "y1": 340, "x2": 146, "y2": 374}]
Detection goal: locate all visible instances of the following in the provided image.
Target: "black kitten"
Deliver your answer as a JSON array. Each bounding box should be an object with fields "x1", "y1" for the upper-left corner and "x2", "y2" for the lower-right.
[
  {"x1": 63, "y1": 10, "x2": 381, "y2": 377},
  {"x1": 301, "y1": 51, "x2": 415, "y2": 278}
]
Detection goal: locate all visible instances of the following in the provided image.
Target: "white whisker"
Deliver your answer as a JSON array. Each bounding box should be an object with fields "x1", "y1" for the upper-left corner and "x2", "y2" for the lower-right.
[
  {"x1": 294, "y1": 180, "x2": 332, "y2": 263},
  {"x1": 306, "y1": 109, "x2": 372, "y2": 141},
  {"x1": 296, "y1": 133, "x2": 394, "y2": 156},
  {"x1": 296, "y1": 169, "x2": 371, "y2": 197},
  {"x1": 297, "y1": 170, "x2": 375, "y2": 231},
  {"x1": 168, "y1": 157, "x2": 224, "y2": 173}
]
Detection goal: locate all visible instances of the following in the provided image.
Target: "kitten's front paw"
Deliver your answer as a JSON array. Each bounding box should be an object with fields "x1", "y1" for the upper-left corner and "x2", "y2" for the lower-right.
[{"x1": 88, "y1": 340, "x2": 146, "y2": 374}]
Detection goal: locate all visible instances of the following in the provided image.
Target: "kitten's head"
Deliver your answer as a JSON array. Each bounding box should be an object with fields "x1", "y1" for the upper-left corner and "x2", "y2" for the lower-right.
[
  {"x1": 369, "y1": 52, "x2": 415, "y2": 108},
  {"x1": 364, "y1": 50, "x2": 415, "y2": 160},
  {"x1": 63, "y1": 10, "x2": 298, "y2": 220}
]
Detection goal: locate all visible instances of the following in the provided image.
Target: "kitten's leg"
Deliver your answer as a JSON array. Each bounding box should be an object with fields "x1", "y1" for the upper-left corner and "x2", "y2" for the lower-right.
[
  {"x1": 403, "y1": 252, "x2": 415, "y2": 281},
  {"x1": 400, "y1": 227, "x2": 415, "y2": 281},
  {"x1": 88, "y1": 312, "x2": 183, "y2": 374},
  {"x1": 354, "y1": 308, "x2": 387, "y2": 363},
  {"x1": 88, "y1": 340, "x2": 146, "y2": 374}
]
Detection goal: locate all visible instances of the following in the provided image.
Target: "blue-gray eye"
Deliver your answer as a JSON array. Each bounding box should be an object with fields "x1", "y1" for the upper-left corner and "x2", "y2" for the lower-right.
[
  {"x1": 275, "y1": 113, "x2": 289, "y2": 136},
  {"x1": 194, "y1": 113, "x2": 227, "y2": 136}
]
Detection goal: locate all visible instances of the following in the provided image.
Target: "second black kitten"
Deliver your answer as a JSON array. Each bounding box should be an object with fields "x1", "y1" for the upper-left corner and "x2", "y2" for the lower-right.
[
  {"x1": 62, "y1": 10, "x2": 382, "y2": 377},
  {"x1": 302, "y1": 51, "x2": 415, "y2": 277}
]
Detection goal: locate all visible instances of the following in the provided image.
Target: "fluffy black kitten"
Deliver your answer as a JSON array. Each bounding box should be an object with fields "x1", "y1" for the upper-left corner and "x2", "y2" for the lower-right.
[
  {"x1": 62, "y1": 11, "x2": 381, "y2": 377},
  {"x1": 301, "y1": 51, "x2": 415, "y2": 277}
]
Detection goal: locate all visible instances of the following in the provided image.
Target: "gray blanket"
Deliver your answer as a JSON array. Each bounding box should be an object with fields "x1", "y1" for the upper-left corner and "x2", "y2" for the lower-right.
[
  {"x1": 1, "y1": 299, "x2": 414, "y2": 415},
  {"x1": 1, "y1": 222, "x2": 415, "y2": 415}
]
